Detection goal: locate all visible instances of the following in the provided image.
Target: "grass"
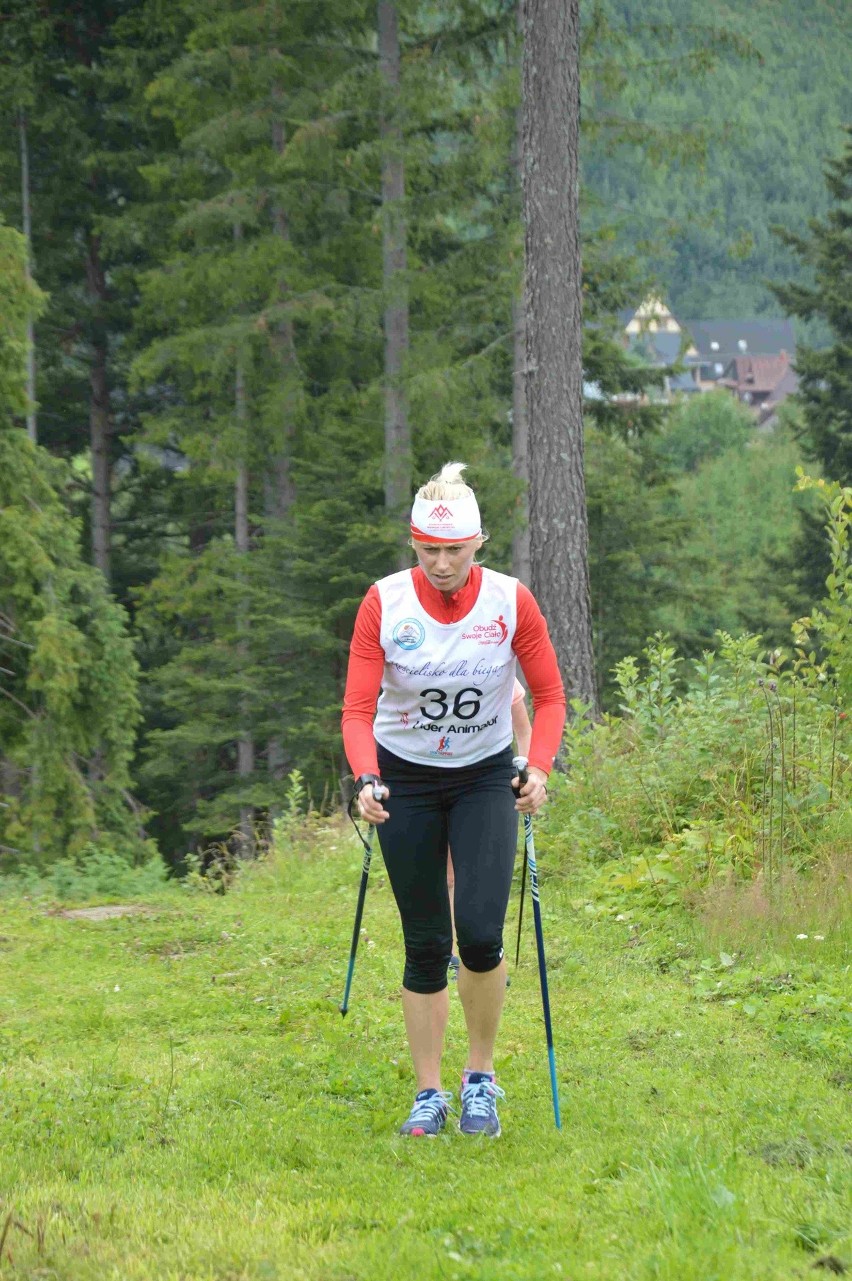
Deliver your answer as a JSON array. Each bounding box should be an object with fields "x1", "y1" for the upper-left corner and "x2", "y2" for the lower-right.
[{"x1": 0, "y1": 823, "x2": 850, "y2": 1281}]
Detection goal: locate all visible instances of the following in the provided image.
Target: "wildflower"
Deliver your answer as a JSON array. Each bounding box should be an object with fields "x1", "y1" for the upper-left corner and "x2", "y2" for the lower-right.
[
  {"x1": 114, "y1": 984, "x2": 121, "y2": 992},
  {"x1": 814, "y1": 934, "x2": 825, "y2": 941},
  {"x1": 768, "y1": 680, "x2": 777, "y2": 692},
  {"x1": 615, "y1": 913, "x2": 627, "y2": 922},
  {"x1": 796, "y1": 933, "x2": 808, "y2": 940}
]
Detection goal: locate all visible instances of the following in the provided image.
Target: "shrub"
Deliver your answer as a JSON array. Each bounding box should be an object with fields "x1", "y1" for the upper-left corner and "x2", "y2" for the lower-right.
[{"x1": 543, "y1": 631, "x2": 849, "y2": 914}]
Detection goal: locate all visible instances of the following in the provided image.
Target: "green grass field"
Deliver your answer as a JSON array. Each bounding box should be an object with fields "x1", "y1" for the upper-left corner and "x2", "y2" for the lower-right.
[{"x1": 1, "y1": 827, "x2": 849, "y2": 1280}]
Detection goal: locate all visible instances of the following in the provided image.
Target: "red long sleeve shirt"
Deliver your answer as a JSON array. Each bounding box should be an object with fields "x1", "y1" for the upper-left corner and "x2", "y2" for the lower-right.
[{"x1": 342, "y1": 565, "x2": 566, "y2": 777}]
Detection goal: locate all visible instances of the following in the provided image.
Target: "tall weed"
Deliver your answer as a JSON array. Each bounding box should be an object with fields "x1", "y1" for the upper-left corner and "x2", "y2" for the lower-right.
[
  {"x1": 545, "y1": 631, "x2": 849, "y2": 914},
  {"x1": 546, "y1": 474, "x2": 850, "y2": 916}
]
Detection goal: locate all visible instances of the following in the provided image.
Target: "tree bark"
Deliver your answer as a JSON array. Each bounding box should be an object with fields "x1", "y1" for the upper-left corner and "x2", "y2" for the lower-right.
[
  {"x1": 267, "y1": 86, "x2": 298, "y2": 524},
  {"x1": 18, "y1": 113, "x2": 36, "y2": 444},
  {"x1": 511, "y1": 293, "x2": 530, "y2": 585},
  {"x1": 511, "y1": 6, "x2": 530, "y2": 585},
  {"x1": 266, "y1": 87, "x2": 297, "y2": 801},
  {"x1": 234, "y1": 224, "x2": 255, "y2": 852},
  {"x1": 235, "y1": 441, "x2": 255, "y2": 851},
  {"x1": 85, "y1": 235, "x2": 112, "y2": 581},
  {"x1": 378, "y1": 0, "x2": 411, "y2": 555},
  {"x1": 522, "y1": 0, "x2": 598, "y2": 711}
]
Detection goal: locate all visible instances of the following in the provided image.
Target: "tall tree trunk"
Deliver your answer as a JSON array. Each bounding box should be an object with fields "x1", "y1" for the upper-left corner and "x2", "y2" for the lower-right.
[
  {"x1": 522, "y1": 0, "x2": 598, "y2": 711},
  {"x1": 18, "y1": 113, "x2": 36, "y2": 444},
  {"x1": 378, "y1": 0, "x2": 411, "y2": 556},
  {"x1": 234, "y1": 224, "x2": 255, "y2": 852},
  {"x1": 511, "y1": 6, "x2": 530, "y2": 585},
  {"x1": 266, "y1": 87, "x2": 297, "y2": 801},
  {"x1": 511, "y1": 294, "x2": 530, "y2": 585},
  {"x1": 268, "y1": 87, "x2": 298, "y2": 524},
  {"x1": 235, "y1": 452, "x2": 254, "y2": 850},
  {"x1": 85, "y1": 235, "x2": 112, "y2": 581}
]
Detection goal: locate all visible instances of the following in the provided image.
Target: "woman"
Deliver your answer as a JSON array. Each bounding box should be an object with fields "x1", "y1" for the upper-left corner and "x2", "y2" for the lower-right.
[{"x1": 342, "y1": 462, "x2": 565, "y2": 1137}]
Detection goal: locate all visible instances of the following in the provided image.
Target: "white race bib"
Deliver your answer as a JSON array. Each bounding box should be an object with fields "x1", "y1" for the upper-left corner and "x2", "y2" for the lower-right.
[{"x1": 374, "y1": 569, "x2": 518, "y2": 766}]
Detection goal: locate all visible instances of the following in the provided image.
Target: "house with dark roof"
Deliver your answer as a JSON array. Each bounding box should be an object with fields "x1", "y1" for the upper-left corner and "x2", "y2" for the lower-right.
[
  {"x1": 616, "y1": 298, "x2": 800, "y2": 417},
  {"x1": 680, "y1": 318, "x2": 797, "y2": 391}
]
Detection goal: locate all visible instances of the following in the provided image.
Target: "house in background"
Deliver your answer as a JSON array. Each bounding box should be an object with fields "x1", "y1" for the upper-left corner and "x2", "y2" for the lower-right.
[
  {"x1": 618, "y1": 298, "x2": 799, "y2": 420},
  {"x1": 617, "y1": 296, "x2": 699, "y2": 400},
  {"x1": 755, "y1": 362, "x2": 800, "y2": 429},
  {"x1": 719, "y1": 351, "x2": 799, "y2": 425},
  {"x1": 681, "y1": 316, "x2": 797, "y2": 390}
]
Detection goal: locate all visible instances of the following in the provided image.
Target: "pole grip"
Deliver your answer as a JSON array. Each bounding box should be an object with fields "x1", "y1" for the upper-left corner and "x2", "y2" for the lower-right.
[{"x1": 512, "y1": 755, "x2": 529, "y2": 793}]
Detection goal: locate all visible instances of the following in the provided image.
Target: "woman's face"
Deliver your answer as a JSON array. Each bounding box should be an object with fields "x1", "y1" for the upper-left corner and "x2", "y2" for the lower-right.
[{"x1": 414, "y1": 537, "x2": 483, "y2": 596}]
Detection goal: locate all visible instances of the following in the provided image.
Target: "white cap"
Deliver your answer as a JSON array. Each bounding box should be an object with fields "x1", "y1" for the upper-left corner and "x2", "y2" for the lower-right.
[{"x1": 410, "y1": 493, "x2": 481, "y2": 543}]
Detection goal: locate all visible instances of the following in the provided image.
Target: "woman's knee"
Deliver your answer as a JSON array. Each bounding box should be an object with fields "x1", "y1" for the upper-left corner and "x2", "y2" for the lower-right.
[
  {"x1": 403, "y1": 933, "x2": 453, "y2": 993},
  {"x1": 456, "y1": 936, "x2": 504, "y2": 973}
]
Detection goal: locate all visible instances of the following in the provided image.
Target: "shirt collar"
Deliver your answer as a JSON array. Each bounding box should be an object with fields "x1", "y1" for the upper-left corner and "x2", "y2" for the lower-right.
[{"x1": 412, "y1": 563, "x2": 482, "y2": 619}]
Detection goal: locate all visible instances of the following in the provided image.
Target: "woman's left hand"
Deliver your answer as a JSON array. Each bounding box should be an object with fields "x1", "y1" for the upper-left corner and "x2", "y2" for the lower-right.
[{"x1": 511, "y1": 765, "x2": 548, "y2": 815}]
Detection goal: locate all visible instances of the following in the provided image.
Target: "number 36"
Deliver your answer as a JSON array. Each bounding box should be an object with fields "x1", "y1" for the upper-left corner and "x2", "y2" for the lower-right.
[{"x1": 419, "y1": 687, "x2": 483, "y2": 721}]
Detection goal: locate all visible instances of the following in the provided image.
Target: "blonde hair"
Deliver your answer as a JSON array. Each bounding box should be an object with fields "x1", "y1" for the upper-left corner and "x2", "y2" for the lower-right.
[{"x1": 415, "y1": 461, "x2": 474, "y2": 503}]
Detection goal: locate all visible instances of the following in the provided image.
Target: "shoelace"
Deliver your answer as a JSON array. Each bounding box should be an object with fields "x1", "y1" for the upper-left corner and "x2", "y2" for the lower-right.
[
  {"x1": 461, "y1": 1079, "x2": 506, "y2": 1119},
  {"x1": 408, "y1": 1090, "x2": 454, "y2": 1126}
]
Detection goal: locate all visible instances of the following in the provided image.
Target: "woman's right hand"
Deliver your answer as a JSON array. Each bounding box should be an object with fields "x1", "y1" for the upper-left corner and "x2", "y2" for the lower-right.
[{"x1": 358, "y1": 782, "x2": 390, "y2": 824}]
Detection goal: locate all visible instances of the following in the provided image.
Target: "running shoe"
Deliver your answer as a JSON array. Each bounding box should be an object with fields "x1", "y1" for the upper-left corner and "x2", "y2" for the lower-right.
[
  {"x1": 398, "y1": 1089, "x2": 453, "y2": 1137},
  {"x1": 459, "y1": 1071, "x2": 505, "y2": 1137}
]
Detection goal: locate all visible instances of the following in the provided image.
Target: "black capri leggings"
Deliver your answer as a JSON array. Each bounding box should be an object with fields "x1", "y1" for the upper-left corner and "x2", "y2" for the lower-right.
[{"x1": 376, "y1": 743, "x2": 519, "y2": 994}]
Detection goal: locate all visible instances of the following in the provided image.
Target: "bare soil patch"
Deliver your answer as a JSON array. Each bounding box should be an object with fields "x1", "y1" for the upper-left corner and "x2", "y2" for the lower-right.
[{"x1": 56, "y1": 905, "x2": 150, "y2": 921}]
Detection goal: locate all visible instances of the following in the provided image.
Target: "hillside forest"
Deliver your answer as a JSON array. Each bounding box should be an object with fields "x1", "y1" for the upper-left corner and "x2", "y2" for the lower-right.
[{"x1": 0, "y1": 0, "x2": 850, "y2": 869}]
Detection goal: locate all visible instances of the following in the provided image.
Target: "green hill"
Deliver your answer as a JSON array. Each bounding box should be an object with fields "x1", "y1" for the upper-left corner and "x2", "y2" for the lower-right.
[{"x1": 583, "y1": 0, "x2": 852, "y2": 317}]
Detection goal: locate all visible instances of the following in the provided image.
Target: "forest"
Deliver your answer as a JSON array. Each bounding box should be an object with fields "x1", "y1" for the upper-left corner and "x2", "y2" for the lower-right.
[
  {"x1": 0, "y1": 4, "x2": 850, "y2": 1273},
  {"x1": 0, "y1": 0, "x2": 849, "y2": 869}
]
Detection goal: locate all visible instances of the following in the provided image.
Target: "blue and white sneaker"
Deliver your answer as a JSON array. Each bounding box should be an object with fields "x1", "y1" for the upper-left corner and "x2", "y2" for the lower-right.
[
  {"x1": 399, "y1": 1089, "x2": 453, "y2": 1137},
  {"x1": 459, "y1": 1071, "x2": 505, "y2": 1137}
]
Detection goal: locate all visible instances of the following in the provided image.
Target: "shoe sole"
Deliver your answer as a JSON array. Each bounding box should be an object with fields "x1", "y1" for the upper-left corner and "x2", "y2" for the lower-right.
[{"x1": 458, "y1": 1123, "x2": 501, "y2": 1138}]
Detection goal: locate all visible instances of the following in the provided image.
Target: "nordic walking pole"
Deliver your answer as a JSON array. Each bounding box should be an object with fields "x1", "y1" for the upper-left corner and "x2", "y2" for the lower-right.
[
  {"x1": 340, "y1": 781, "x2": 384, "y2": 1017},
  {"x1": 513, "y1": 755, "x2": 562, "y2": 1130}
]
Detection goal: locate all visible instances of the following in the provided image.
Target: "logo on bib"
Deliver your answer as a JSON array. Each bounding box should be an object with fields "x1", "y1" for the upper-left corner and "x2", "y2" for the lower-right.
[
  {"x1": 392, "y1": 618, "x2": 425, "y2": 651},
  {"x1": 429, "y1": 504, "x2": 453, "y2": 522},
  {"x1": 461, "y1": 615, "x2": 509, "y2": 646}
]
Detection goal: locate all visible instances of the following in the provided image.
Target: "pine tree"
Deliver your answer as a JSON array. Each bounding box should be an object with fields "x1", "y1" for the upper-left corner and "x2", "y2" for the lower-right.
[
  {"x1": 0, "y1": 229, "x2": 143, "y2": 866},
  {"x1": 0, "y1": 0, "x2": 191, "y2": 580},
  {"x1": 772, "y1": 128, "x2": 852, "y2": 603},
  {"x1": 127, "y1": 0, "x2": 383, "y2": 852}
]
